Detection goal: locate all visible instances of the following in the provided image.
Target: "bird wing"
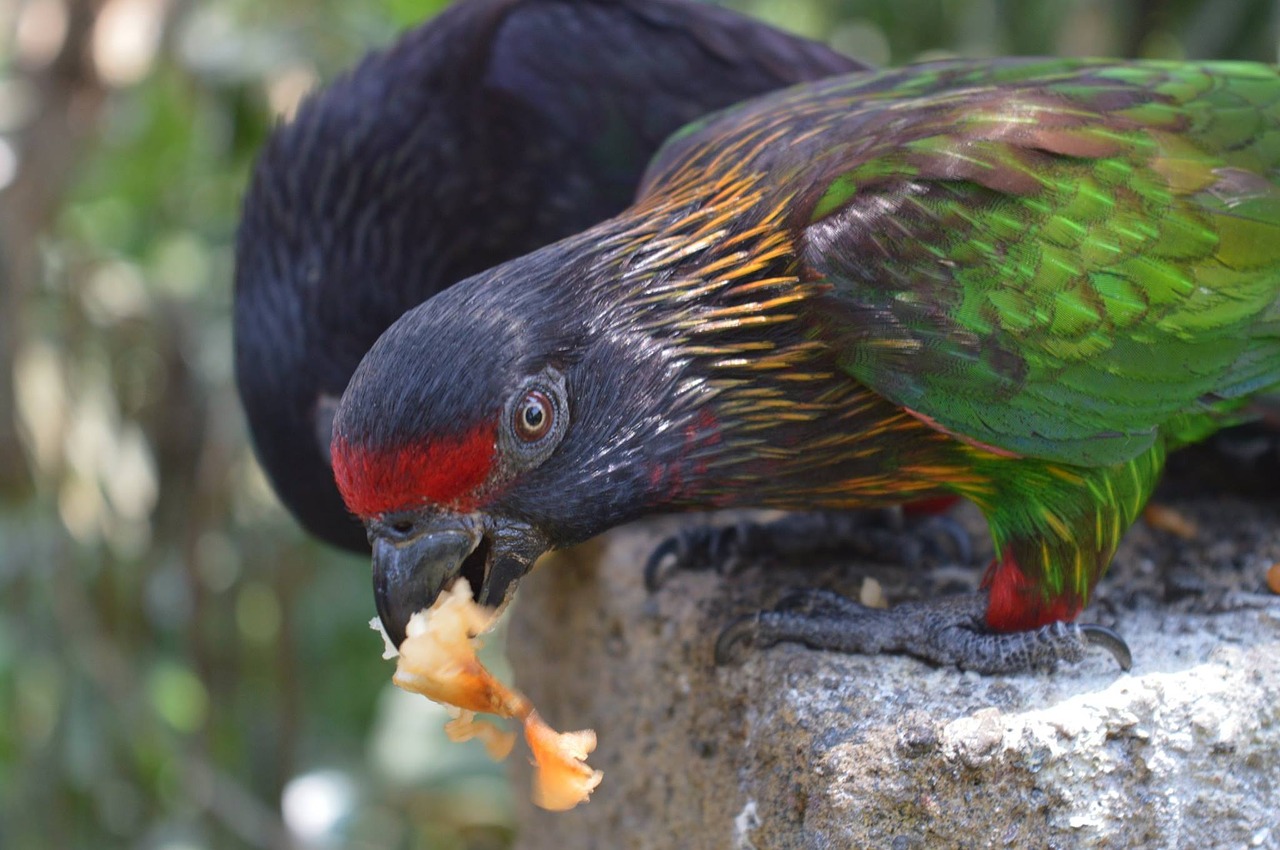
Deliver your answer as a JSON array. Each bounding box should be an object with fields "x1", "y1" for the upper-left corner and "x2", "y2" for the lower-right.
[{"x1": 779, "y1": 60, "x2": 1280, "y2": 466}]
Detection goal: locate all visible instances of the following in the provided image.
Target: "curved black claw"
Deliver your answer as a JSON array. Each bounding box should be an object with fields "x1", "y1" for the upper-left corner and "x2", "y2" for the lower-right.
[
  {"x1": 643, "y1": 536, "x2": 684, "y2": 592},
  {"x1": 1080, "y1": 624, "x2": 1133, "y2": 671},
  {"x1": 714, "y1": 590, "x2": 1133, "y2": 674}
]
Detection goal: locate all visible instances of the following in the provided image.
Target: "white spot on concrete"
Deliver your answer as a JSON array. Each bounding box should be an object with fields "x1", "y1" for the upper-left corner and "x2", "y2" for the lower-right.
[{"x1": 733, "y1": 799, "x2": 761, "y2": 850}]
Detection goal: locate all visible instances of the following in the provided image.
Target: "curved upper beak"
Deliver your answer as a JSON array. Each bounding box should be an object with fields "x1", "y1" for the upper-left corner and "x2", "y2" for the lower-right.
[{"x1": 370, "y1": 512, "x2": 544, "y2": 648}]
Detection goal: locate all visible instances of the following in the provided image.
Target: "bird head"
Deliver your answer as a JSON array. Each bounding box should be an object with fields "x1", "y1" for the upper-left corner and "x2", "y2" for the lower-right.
[
  {"x1": 234, "y1": 0, "x2": 862, "y2": 558},
  {"x1": 329, "y1": 237, "x2": 719, "y2": 646}
]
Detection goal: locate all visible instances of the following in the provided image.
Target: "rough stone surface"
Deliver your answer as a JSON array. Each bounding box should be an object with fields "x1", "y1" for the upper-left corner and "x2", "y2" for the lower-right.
[{"x1": 506, "y1": 463, "x2": 1280, "y2": 850}]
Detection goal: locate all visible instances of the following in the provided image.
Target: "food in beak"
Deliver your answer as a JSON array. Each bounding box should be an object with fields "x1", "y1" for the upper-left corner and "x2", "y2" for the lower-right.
[{"x1": 376, "y1": 578, "x2": 603, "y2": 810}]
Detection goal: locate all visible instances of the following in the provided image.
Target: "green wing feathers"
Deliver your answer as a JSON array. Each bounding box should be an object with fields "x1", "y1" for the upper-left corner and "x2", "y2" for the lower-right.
[
  {"x1": 638, "y1": 60, "x2": 1280, "y2": 626},
  {"x1": 798, "y1": 61, "x2": 1280, "y2": 466}
]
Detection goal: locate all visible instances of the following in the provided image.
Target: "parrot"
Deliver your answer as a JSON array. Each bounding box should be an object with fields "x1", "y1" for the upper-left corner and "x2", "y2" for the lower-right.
[
  {"x1": 329, "y1": 59, "x2": 1280, "y2": 673},
  {"x1": 232, "y1": 0, "x2": 862, "y2": 553}
]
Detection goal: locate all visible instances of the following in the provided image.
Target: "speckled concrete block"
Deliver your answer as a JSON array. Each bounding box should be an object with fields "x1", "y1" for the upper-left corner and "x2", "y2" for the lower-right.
[{"x1": 507, "y1": 490, "x2": 1280, "y2": 850}]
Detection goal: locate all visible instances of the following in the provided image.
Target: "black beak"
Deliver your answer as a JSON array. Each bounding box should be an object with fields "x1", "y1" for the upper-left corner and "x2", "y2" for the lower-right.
[{"x1": 370, "y1": 512, "x2": 544, "y2": 647}]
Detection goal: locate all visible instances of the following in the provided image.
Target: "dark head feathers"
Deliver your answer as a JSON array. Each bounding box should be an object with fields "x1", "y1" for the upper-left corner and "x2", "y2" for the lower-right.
[{"x1": 234, "y1": 0, "x2": 862, "y2": 551}]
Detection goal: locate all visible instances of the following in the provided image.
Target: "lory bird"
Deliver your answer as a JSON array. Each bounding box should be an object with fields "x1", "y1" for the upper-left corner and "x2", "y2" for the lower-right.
[
  {"x1": 332, "y1": 59, "x2": 1280, "y2": 674},
  {"x1": 234, "y1": 0, "x2": 862, "y2": 553}
]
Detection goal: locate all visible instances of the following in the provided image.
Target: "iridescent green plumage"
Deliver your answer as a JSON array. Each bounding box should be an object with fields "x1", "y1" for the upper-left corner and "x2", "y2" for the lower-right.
[{"x1": 639, "y1": 59, "x2": 1280, "y2": 629}]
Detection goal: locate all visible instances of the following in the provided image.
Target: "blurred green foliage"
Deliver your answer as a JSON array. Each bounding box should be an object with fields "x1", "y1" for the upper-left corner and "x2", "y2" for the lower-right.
[{"x1": 0, "y1": 1, "x2": 1273, "y2": 848}]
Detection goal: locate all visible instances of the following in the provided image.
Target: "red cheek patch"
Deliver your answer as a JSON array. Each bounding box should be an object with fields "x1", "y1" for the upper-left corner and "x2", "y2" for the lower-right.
[{"x1": 331, "y1": 423, "x2": 498, "y2": 518}]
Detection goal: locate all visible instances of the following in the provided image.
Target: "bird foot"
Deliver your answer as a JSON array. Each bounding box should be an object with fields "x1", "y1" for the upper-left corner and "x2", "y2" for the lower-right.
[
  {"x1": 644, "y1": 509, "x2": 975, "y2": 591},
  {"x1": 714, "y1": 590, "x2": 1132, "y2": 674},
  {"x1": 644, "y1": 518, "x2": 769, "y2": 590}
]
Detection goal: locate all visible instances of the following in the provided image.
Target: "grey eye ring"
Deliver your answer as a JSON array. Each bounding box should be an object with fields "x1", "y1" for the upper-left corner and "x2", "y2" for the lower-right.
[{"x1": 500, "y1": 367, "x2": 569, "y2": 468}]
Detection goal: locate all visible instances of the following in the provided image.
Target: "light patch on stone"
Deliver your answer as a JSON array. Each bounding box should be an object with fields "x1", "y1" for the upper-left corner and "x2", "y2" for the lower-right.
[{"x1": 733, "y1": 799, "x2": 761, "y2": 850}]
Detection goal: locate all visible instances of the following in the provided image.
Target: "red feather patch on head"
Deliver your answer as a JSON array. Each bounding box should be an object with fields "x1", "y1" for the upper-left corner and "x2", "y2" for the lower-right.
[{"x1": 331, "y1": 424, "x2": 497, "y2": 518}]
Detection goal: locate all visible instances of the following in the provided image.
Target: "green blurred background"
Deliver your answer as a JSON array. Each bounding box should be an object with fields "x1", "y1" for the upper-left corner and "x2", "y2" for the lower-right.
[{"x1": 0, "y1": 1, "x2": 1273, "y2": 847}]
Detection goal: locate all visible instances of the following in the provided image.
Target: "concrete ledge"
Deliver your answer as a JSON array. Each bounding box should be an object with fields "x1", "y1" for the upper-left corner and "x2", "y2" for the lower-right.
[{"x1": 507, "y1": 494, "x2": 1280, "y2": 850}]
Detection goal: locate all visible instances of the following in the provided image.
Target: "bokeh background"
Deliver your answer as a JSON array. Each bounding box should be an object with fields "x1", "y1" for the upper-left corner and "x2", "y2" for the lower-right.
[{"x1": 0, "y1": 0, "x2": 1274, "y2": 848}]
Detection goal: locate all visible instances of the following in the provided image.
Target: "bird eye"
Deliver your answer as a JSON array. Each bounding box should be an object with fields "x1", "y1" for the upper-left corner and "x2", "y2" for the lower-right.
[
  {"x1": 501, "y1": 368, "x2": 568, "y2": 468},
  {"x1": 514, "y1": 390, "x2": 553, "y2": 442}
]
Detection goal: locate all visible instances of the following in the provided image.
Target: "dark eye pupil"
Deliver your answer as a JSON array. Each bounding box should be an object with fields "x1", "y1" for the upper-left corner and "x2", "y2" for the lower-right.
[{"x1": 515, "y1": 389, "x2": 552, "y2": 441}]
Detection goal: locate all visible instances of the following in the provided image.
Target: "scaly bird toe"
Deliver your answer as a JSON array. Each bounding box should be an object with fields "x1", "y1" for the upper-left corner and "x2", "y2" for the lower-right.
[
  {"x1": 645, "y1": 509, "x2": 978, "y2": 592},
  {"x1": 715, "y1": 591, "x2": 1132, "y2": 674},
  {"x1": 644, "y1": 520, "x2": 766, "y2": 591}
]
